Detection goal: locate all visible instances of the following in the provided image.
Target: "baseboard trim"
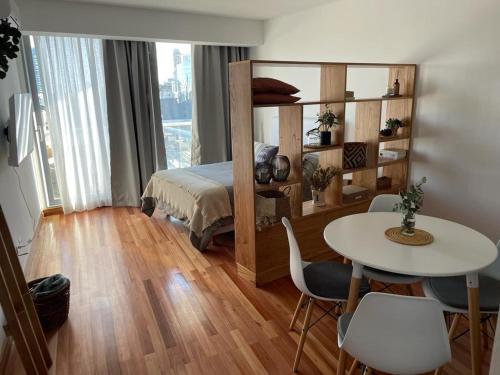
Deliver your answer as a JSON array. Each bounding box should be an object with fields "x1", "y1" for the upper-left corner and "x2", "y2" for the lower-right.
[{"x1": 42, "y1": 206, "x2": 63, "y2": 217}]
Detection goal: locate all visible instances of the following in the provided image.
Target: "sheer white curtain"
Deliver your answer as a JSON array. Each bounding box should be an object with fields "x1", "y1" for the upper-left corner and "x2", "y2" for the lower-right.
[{"x1": 33, "y1": 36, "x2": 111, "y2": 213}]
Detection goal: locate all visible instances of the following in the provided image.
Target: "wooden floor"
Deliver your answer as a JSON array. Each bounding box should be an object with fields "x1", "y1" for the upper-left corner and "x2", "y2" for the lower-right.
[{"x1": 4, "y1": 207, "x2": 493, "y2": 374}]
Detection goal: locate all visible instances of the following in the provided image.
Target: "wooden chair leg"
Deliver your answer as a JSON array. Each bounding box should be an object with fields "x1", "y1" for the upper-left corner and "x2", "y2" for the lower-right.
[
  {"x1": 347, "y1": 359, "x2": 359, "y2": 375},
  {"x1": 448, "y1": 313, "x2": 461, "y2": 340},
  {"x1": 293, "y1": 297, "x2": 314, "y2": 372},
  {"x1": 482, "y1": 318, "x2": 489, "y2": 349},
  {"x1": 290, "y1": 293, "x2": 306, "y2": 331}
]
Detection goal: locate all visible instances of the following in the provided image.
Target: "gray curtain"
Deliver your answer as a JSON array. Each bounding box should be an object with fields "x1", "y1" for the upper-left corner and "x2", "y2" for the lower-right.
[
  {"x1": 192, "y1": 45, "x2": 249, "y2": 165},
  {"x1": 103, "y1": 40, "x2": 167, "y2": 207}
]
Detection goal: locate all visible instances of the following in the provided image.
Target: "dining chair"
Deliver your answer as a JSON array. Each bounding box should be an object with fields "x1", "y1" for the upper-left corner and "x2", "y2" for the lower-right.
[
  {"x1": 362, "y1": 194, "x2": 423, "y2": 294},
  {"x1": 282, "y1": 217, "x2": 371, "y2": 372},
  {"x1": 422, "y1": 240, "x2": 500, "y2": 373},
  {"x1": 337, "y1": 292, "x2": 451, "y2": 375}
]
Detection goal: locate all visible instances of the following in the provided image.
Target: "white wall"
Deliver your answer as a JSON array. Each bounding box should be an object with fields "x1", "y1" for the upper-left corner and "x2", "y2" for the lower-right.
[
  {"x1": 252, "y1": 0, "x2": 500, "y2": 241},
  {"x1": 17, "y1": 0, "x2": 263, "y2": 46},
  {"x1": 0, "y1": 34, "x2": 42, "y2": 353}
]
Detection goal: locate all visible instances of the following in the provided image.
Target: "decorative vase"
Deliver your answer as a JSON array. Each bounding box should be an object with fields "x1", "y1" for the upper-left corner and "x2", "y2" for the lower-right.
[
  {"x1": 397, "y1": 126, "x2": 404, "y2": 136},
  {"x1": 320, "y1": 131, "x2": 331, "y2": 146},
  {"x1": 255, "y1": 162, "x2": 273, "y2": 184},
  {"x1": 401, "y1": 212, "x2": 416, "y2": 236},
  {"x1": 311, "y1": 189, "x2": 326, "y2": 207},
  {"x1": 271, "y1": 155, "x2": 290, "y2": 182}
]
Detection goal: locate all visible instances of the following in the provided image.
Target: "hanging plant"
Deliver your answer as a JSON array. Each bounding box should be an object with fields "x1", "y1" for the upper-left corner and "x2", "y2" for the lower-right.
[{"x1": 0, "y1": 17, "x2": 22, "y2": 79}]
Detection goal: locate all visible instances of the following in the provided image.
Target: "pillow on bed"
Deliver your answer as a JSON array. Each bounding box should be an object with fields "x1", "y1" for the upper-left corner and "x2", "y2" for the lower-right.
[
  {"x1": 254, "y1": 141, "x2": 279, "y2": 164},
  {"x1": 252, "y1": 78, "x2": 300, "y2": 95}
]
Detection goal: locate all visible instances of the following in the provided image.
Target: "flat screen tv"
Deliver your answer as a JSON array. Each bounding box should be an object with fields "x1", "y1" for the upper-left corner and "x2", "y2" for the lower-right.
[{"x1": 7, "y1": 93, "x2": 34, "y2": 167}]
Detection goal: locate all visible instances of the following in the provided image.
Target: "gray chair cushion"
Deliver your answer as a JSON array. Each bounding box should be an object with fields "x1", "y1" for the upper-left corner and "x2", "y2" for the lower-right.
[
  {"x1": 337, "y1": 312, "x2": 353, "y2": 342},
  {"x1": 427, "y1": 275, "x2": 500, "y2": 311},
  {"x1": 303, "y1": 261, "x2": 370, "y2": 300},
  {"x1": 363, "y1": 266, "x2": 423, "y2": 285}
]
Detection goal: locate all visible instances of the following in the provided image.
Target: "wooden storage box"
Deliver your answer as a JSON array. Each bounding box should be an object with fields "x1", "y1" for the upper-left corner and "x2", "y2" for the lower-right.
[
  {"x1": 343, "y1": 142, "x2": 367, "y2": 169},
  {"x1": 377, "y1": 176, "x2": 392, "y2": 190},
  {"x1": 342, "y1": 185, "x2": 370, "y2": 204}
]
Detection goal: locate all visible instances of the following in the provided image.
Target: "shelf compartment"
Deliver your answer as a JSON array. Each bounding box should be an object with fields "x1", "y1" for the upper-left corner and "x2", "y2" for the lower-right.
[
  {"x1": 252, "y1": 95, "x2": 413, "y2": 108},
  {"x1": 302, "y1": 144, "x2": 343, "y2": 154},
  {"x1": 342, "y1": 165, "x2": 377, "y2": 175},
  {"x1": 379, "y1": 134, "x2": 409, "y2": 143},
  {"x1": 302, "y1": 200, "x2": 338, "y2": 216},
  {"x1": 377, "y1": 157, "x2": 407, "y2": 167},
  {"x1": 377, "y1": 184, "x2": 402, "y2": 195},
  {"x1": 254, "y1": 179, "x2": 301, "y2": 192}
]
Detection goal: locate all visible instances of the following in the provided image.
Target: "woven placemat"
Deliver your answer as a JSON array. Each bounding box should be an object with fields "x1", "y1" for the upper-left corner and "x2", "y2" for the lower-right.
[{"x1": 385, "y1": 227, "x2": 434, "y2": 246}]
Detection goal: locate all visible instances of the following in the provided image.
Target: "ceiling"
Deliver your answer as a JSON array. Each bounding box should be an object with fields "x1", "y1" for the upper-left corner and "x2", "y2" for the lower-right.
[{"x1": 55, "y1": 0, "x2": 333, "y2": 20}]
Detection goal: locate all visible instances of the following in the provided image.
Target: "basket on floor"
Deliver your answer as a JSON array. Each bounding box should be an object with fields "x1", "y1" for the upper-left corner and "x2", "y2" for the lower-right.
[{"x1": 28, "y1": 276, "x2": 70, "y2": 331}]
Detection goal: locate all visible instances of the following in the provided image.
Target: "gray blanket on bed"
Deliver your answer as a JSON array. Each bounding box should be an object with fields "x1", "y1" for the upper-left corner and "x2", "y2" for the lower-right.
[
  {"x1": 142, "y1": 155, "x2": 319, "y2": 251},
  {"x1": 141, "y1": 162, "x2": 234, "y2": 251}
]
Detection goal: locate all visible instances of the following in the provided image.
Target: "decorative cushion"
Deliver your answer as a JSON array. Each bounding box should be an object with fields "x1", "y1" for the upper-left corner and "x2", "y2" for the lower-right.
[
  {"x1": 303, "y1": 261, "x2": 371, "y2": 300},
  {"x1": 427, "y1": 275, "x2": 500, "y2": 311},
  {"x1": 254, "y1": 141, "x2": 279, "y2": 164},
  {"x1": 252, "y1": 77, "x2": 300, "y2": 95},
  {"x1": 253, "y1": 93, "x2": 301, "y2": 105},
  {"x1": 343, "y1": 142, "x2": 367, "y2": 169}
]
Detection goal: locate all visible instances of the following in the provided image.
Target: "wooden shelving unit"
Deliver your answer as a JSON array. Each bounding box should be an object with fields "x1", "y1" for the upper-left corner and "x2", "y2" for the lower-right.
[{"x1": 229, "y1": 60, "x2": 416, "y2": 286}]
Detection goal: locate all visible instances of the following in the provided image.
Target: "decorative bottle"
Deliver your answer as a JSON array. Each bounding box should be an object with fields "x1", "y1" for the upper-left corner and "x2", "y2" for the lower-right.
[{"x1": 393, "y1": 79, "x2": 400, "y2": 96}]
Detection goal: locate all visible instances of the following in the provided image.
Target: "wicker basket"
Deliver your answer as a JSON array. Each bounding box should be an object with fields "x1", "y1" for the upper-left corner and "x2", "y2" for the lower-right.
[{"x1": 28, "y1": 276, "x2": 70, "y2": 331}]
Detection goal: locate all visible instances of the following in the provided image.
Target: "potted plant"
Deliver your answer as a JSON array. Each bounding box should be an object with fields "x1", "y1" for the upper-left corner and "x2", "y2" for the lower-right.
[
  {"x1": 0, "y1": 17, "x2": 22, "y2": 80},
  {"x1": 309, "y1": 166, "x2": 341, "y2": 206},
  {"x1": 393, "y1": 177, "x2": 427, "y2": 236},
  {"x1": 382, "y1": 118, "x2": 404, "y2": 137},
  {"x1": 315, "y1": 105, "x2": 340, "y2": 145}
]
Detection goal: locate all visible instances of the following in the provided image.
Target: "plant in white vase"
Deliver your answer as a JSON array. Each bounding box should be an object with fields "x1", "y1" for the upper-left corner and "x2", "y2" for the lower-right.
[
  {"x1": 394, "y1": 177, "x2": 427, "y2": 236},
  {"x1": 309, "y1": 166, "x2": 341, "y2": 207}
]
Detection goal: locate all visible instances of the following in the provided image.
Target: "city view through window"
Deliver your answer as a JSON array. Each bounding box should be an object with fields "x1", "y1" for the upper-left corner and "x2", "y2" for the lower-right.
[{"x1": 156, "y1": 43, "x2": 192, "y2": 169}]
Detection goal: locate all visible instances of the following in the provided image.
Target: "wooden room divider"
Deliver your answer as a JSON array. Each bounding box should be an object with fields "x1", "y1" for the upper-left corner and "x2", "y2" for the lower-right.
[{"x1": 0, "y1": 206, "x2": 51, "y2": 374}]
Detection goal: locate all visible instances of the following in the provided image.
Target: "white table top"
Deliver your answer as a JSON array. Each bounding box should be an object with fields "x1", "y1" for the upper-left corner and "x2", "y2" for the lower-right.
[{"x1": 324, "y1": 212, "x2": 498, "y2": 277}]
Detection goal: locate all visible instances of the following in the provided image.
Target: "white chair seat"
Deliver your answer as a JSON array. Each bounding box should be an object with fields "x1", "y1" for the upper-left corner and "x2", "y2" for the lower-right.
[{"x1": 363, "y1": 266, "x2": 423, "y2": 285}]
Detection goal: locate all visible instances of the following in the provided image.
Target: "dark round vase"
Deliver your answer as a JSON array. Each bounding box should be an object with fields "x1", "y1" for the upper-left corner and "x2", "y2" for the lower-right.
[
  {"x1": 255, "y1": 162, "x2": 273, "y2": 184},
  {"x1": 271, "y1": 155, "x2": 290, "y2": 182},
  {"x1": 320, "y1": 131, "x2": 331, "y2": 145}
]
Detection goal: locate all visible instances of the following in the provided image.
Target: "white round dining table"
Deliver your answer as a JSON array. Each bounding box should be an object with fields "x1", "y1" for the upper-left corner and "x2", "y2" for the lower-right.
[{"x1": 324, "y1": 212, "x2": 498, "y2": 375}]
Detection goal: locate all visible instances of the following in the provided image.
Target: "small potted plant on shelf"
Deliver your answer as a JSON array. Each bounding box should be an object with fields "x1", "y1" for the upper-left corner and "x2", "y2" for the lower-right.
[
  {"x1": 393, "y1": 177, "x2": 427, "y2": 236},
  {"x1": 314, "y1": 104, "x2": 340, "y2": 145},
  {"x1": 309, "y1": 165, "x2": 341, "y2": 207},
  {"x1": 380, "y1": 118, "x2": 404, "y2": 137}
]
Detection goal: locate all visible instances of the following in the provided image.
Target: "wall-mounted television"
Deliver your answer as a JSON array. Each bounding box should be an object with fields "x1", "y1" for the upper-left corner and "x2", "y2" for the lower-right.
[{"x1": 6, "y1": 93, "x2": 35, "y2": 167}]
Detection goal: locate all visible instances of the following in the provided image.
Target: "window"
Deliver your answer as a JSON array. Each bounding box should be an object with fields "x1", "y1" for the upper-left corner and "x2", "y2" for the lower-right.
[
  {"x1": 156, "y1": 43, "x2": 192, "y2": 169},
  {"x1": 25, "y1": 36, "x2": 61, "y2": 207}
]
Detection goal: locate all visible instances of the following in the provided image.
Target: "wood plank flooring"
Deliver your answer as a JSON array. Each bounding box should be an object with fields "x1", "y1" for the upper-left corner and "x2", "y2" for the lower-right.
[{"x1": 4, "y1": 207, "x2": 493, "y2": 374}]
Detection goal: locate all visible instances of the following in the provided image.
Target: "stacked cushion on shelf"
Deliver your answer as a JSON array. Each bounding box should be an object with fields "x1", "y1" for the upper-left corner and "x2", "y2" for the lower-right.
[
  {"x1": 252, "y1": 77, "x2": 301, "y2": 105},
  {"x1": 254, "y1": 141, "x2": 279, "y2": 164},
  {"x1": 252, "y1": 77, "x2": 300, "y2": 95},
  {"x1": 253, "y1": 94, "x2": 300, "y2": 104}
]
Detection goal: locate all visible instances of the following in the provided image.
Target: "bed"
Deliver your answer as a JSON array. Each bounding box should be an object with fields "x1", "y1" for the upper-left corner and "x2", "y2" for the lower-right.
[{"x1": 141, "y1": 143, "x2": 318, "y2": 251}]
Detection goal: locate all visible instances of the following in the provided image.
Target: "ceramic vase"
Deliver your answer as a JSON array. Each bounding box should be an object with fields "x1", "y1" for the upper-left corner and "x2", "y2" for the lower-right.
[{"x1": 312, "y1": 189, "x2": 326, "y2": 207}]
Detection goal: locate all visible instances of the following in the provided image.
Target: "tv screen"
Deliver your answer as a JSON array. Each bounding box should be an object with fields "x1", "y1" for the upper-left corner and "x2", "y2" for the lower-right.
[{"x1": 8, "y1": 93, "x2": 34, "y2": 167}]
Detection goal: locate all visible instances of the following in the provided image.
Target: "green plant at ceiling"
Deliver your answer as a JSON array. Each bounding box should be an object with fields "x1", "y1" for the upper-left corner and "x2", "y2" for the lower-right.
[{"x1": 0, "y1": 17, "x2": 22, "y2": 79}]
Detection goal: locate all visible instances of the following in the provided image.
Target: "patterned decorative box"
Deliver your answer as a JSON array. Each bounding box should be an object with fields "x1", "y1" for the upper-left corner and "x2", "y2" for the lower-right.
[{"x1": 343, "y1": 142, "x2": 367, "y2": 169}]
